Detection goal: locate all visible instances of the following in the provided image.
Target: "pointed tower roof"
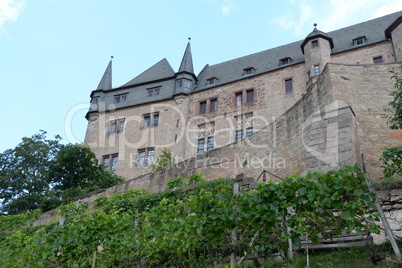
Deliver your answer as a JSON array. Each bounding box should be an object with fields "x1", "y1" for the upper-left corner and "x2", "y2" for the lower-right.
[
  {"x1": 96, "y1": 59, "x2": 112, "y2": 90},
  {"x1": 300, "y1": 24, "x2": 334, "y2": 54},
  {"x1": 122, "y1": 58, "x2": 175, "y2": 87},
  {"x1": 178, "y1": 40, "x2": 194, "y2": 74}
]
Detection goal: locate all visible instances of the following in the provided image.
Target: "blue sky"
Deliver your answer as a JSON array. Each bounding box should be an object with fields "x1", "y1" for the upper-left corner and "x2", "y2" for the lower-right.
[{"x1": 0, "y1": 0, "x2": 401, "y2": 152}]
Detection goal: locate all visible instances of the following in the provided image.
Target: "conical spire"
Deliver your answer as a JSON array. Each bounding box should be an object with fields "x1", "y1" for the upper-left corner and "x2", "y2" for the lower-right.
[
  {"x1": 96, "y1": 58, "x2": 113, "y2": 90},
  {"x1": 178, "y1": 39, "x2": 194, "y2": 74}
]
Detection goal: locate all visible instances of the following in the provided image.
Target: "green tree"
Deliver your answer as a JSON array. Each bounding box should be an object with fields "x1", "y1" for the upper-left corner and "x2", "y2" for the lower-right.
[
  {"x1": 0, "y1": 131, "x2": 124, "y2": 215},
  {"x1": 0, "y1": 130, "x2": 61, "y2": 215},
  {"x1": 151, "y1": 148, "x2": 174, "y2": 171},
  {"x1": 385, "y1": 64, "x2": 402, "y2": 130},
  {"x1": 48, "y1": 143, "x2": 124, "y2": 204},
  {"x1": 381, "y1": 65, "x2": 402, "y2": 178}
]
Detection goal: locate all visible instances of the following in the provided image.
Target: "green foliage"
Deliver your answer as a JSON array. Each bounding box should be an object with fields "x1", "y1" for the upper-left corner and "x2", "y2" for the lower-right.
[
  {"x1": 151, "y1": 148, "x2": 174, "y2": 171},
  {"x1": 384, "y1": 64, "x2": 402, "y2": 130},
  {"x1": 381, "y1": 146, "x2": 402, "y2": 178},
  {"x1": 0, "y1": 130, "x2": 61, "y2": 214},
  {"x1": 0, "y1": 166, "x2": 380, "y2": 267},
  {"x1": 0, "y1": 131, "x2": 124, "y2": 214},
  {"x1": 48, "y1": 143, "x2": 124, "y2": 204}
]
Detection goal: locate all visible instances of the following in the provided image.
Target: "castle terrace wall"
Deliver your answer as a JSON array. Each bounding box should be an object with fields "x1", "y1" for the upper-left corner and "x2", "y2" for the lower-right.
[{"x1": 329, "y1": 63, "x2": 402, "y2": 180}]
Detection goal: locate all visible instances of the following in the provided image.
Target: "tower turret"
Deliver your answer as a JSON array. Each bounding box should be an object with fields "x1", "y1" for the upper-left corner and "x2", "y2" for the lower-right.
[
  {"x1": 175, "y1": 39, "x2": 197, "y2": 95},
  {"x1": 301, "y1": 24, "x2": 334, "y2": 86}
]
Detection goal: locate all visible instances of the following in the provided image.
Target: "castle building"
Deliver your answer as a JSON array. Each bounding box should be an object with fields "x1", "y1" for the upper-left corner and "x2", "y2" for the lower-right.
[{"x1": 85, "y1": 11, "x2": 402, "y2": 182}]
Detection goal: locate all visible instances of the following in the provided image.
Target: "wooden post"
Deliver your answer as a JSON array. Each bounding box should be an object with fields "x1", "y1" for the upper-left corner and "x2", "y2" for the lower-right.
[
  {"x1": 231, "y1": 182, "x2": 239, "y2": 268},
  {"x1": 362, "y1": 153, "x2": 402, "y2": 263}
]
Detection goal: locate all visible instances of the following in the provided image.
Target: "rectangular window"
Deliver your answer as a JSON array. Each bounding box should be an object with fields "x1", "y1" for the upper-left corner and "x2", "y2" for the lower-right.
[
  {"x1": 143, "y1": 114, "x2": 151, "y2": 128},
  {"x1": 147, "y1": 87, "x2": 161, "y2": 97},
  {"x1": 207, "y1": 77, "x2": 217, "y2": 85},
  {"x1": 103, "y1": 154, "x2": 118, "y2": 170},
  {"x1": 142, "y1": 113, "x2": 159, "y2": 129},
  {"x1": 102, "y1": 156, "x2": 110, "y2": 169},
  {"x1": 107, "y1": 119, "x2": 125, "y2": 135},
  {"x1": 109, "y1": 121, "x2": 116, "y2": 134},
  {"x1": 235, "y1": 130, "x2": 243, "y2": 142},
  {"x1": 312, "y1": 40, "x2": 318, "y2": 47},
  {"x1": 114, "y1": 94, "x2": 128, "y2": 103},
  {"x1": 197, "y1": 139, "x2": 205, "y2": 153},
  {"x1": 153, "y1": 113, "x2": 159, "y2": 127},
  {"x1": 207, "y1": 136, "x2": 214, "y2": 151},
  {"x1": 183, "y1": 79, "x2": 191, "y2": 88},
  {"x1": 210, "y1": 99, "x2": 217, "y2": 112},
  {"x1": 176, "y1": 80, "x2": 183, "y2": 88},
  {"x1": 285, "y1": 79, "x2": 293, "y2": 93},
  {"x1": 280, "y1": 57, "x2": 291, "y2": 65},
  {"x1": 246, "y1": 127, "x2": 253, "y2": 138},
  {"x1": 243, "y1": 67, "x2": 254, "y2": 75},
  {"x1": 314, "y1": 65, "x2": 320, "y2": 76},
  {"x1": 235, "y1": 92, "x2": 243, "y2": 106},
  {"x1": 91, "y1": 97, "x2": 98, "y2": 104},
  {"x1": 147, "y1": 149, "x2": 155, "y2": 165},
  {"x1": 199, "y1": 101, "x2": 207, "y2": 114},
  {"x1": 246, "y1": 89, "x2": 254, "y2": 103},
  {"x1": 117, "y1": 120, "x2": 124, "y2": 133},
  {"x1": 137, "y1": 148, "x2": 154, "y2": 166},
  {"x1": 353, "y1": 36, "x2": 366, "y2": 46},
  {"x1": 307, "y1": 70, "x2": 311, "y2": 80},
  {"x1": 110, "y1": 155, "x2": 118, "y2": 170},
  {"x1": 373, "y1": 56, "x2": 383, "y2": 64},
  {"x1": 137, "y1": 150, "x2": 146, "y2": 166}
]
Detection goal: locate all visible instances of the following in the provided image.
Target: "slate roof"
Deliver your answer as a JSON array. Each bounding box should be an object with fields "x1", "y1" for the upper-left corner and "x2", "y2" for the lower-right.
[
  {"x1": 178, "y1": 42, "x2": 194, "y2": 74},
  {"x1": 195, "y1": 10, "x2": 402, "y2": 93},
  {"x1": 96, "y1": 60, "x2": 112, "y2": 90},
  {"x1": 122, "y1": 58, "x2": 175, "y2": 87}
]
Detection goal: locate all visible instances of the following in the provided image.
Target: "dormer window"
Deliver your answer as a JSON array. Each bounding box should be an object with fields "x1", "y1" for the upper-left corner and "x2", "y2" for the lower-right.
[
  {"x1": 147, "y1": 87, "x2": 160, "y2": 97},
  {"x1": 243, "y1": 67, "x2": 255, "y2": 75},
  {"x1": 279, "y1": 57, "x2": 292, "y2": 66},
  {"x1": 353, "y1": 36, "x2": 366, "y2": 46},
  {"x1": 207, "y1": 77, "x2": 217, "y2": 85},
  {"x1": 114, "y1": 93, "x2": 128, "y2": 103},
  {"x1": 176, "y1": 79, "x2": 192, "y2": 89}
]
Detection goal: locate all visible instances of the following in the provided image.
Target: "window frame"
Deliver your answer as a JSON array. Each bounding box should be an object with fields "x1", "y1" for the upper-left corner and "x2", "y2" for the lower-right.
[
  {"x1": 136, "y1": 148, "x2": 155, "y2": 166},
  {"x1": 246, "y1": 89, "x2": 254, "y2": 103},
  {"x1": 235, "y1": 92, "x2": 243, "y2": 106},
  {"x1": 114, "y1": 93, "x2": 128, "y2": 104},
  {"x1": 314, "y1": 65, "x2": 320, "y2": 76},
  {"x1": 246, "y1": 127, "x2": 253, "y2": 138},
  {"x1": 197, "y1": 138, "x2": 205, "y2": 153},
  {"x1": 102, "y1": 154, "x2": 118, "y2": 170},
  {"x1": 285, "y1": 78, "x2": 293, "y2": 93},
  {"x1": 199, "y1": 101, "x2": 207, "y2": 114},
  {"x1": 373, "y1": 56, "x2": 383, "y2": 64},
  {"x1": 243, "y1": 67, "x2": 254, "y2": 76},
  {"x1": 107, "y1": 118, "x2": 125, "y2": 135},
  {"x1": 210, "y1": 98, "x2": 218, "y2": 112},
  {"x1": 142, "y1": 112, "x2": 159, "y2": 129},
  {"x1": 311, "y1": 40, "x2": 319, "y2": 48},
  {"x1": 235, "y1": 130, "x2": 243, "y2": 142}
]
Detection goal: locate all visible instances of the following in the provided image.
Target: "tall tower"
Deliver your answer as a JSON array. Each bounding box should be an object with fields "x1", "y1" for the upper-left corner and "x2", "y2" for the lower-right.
[
  {"x1": 174, "y1": 40, "x2": 197, "y2": 96},
  {"x1": 301, "y1": 24, "x2": 334, "y2": 86}
]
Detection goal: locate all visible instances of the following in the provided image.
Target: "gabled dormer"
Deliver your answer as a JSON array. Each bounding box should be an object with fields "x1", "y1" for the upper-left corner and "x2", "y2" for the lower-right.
[
  {"x1": 301, "y1": 24, "x2": 334, "y2": 84},
  {"x1": 175, "y1": 40, "x2": 197, "y2": 95}
]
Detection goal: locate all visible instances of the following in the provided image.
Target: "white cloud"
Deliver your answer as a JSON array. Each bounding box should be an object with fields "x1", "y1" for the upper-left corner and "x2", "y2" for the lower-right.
[
  {"x1": 0, "y1": 0, "x2": 26, "y2": 37},
  {"x1": 271, "y1": 0, "x2": 402, "y2": 37},
  {"x1": 221, "y1": 5, "x2": 231, "y2": 15}
]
